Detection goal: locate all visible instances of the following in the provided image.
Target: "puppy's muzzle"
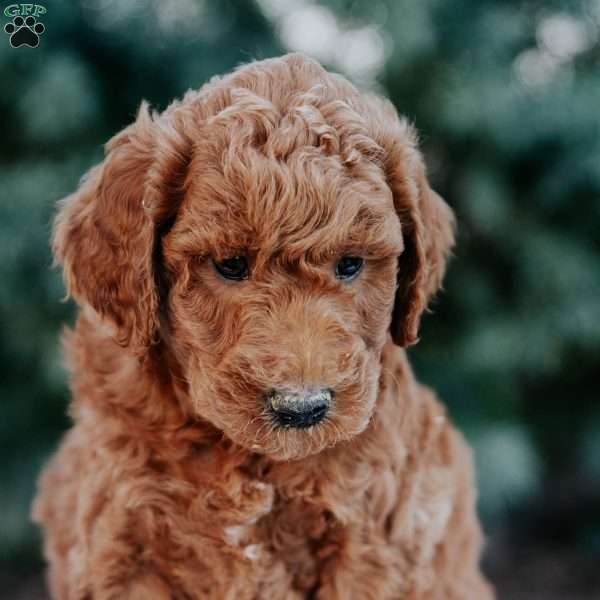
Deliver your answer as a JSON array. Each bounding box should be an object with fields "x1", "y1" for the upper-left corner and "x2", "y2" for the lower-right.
[{"x1": 266, "y1": 387, "x2": 332, "y2": 428}]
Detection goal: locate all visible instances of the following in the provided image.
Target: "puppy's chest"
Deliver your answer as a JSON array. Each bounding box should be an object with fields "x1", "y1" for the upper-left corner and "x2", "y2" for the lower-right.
[
  {"x1": 220, "y1": 478, "x2": 343, "y2": 593},
  {"x1": 258, "y1": 493, "x2": 343, "y2": 592}
]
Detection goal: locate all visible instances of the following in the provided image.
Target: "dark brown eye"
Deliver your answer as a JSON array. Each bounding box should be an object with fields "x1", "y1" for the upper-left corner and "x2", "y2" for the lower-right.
[
  {"x1": 213, "y1": 256, "x2": 249, "y2": 281},
  {"x1": 335, "y1": 256, "x2": 363, "y2": 281}
]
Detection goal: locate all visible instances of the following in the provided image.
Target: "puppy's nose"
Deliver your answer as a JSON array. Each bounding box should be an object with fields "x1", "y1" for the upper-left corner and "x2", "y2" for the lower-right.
[{"x1": 266, "y1": 387, "x2": 332, "y2": 428}]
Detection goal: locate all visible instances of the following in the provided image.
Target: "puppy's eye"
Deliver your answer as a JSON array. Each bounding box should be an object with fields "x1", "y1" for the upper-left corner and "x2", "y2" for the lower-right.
[
  {"x1": 335, "y1": 256, "x2": 363, "y2": 281},
  {"x1": 212, "y1": 256, "x2": 249, "y2": 281}
]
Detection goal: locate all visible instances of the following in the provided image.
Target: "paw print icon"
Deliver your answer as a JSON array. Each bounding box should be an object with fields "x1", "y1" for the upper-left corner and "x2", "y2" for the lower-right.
[{"x1": 4, "y1": 15, "x2": 45, "y2": 48}]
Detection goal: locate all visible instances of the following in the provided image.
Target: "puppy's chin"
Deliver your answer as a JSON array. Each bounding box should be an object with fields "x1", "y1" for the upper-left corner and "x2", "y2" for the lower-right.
[
  {"x1": 248, "y1": 416, "x2": 372, "y2": 462},
  {"x1": 222, "y1": 418, "x2": 371, "y2": 462}
]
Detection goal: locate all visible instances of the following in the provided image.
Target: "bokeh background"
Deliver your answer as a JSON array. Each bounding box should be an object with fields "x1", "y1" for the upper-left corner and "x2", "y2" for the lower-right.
[{"x1": 1, "y1": 0, "x2": 599, "y2": 598}]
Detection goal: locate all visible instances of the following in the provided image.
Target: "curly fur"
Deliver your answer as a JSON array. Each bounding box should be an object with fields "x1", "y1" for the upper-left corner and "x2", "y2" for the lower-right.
[{"x1": 33, "y1": 53, "x2": 494, "y2": 599}]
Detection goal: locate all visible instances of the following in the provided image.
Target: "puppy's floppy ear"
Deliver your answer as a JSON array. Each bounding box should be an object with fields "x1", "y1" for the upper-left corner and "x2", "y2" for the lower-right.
[
  {"x1": 371, "y1": 102, "x2": 455, "y2": 347},
  {"x1": 53, "y1": 102, "x2": 191, "y2": 350}
]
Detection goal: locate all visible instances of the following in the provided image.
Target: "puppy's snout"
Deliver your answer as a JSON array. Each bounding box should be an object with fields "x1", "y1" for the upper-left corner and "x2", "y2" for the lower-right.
[{"x1": 266, "y1": 387, "x2": 332, "y2": 428}]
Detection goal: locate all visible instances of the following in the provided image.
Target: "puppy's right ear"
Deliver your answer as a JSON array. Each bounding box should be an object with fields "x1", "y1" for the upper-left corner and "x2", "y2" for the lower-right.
[{"x1": 53, "y1": 102, "x2": 191, "y2": 350}]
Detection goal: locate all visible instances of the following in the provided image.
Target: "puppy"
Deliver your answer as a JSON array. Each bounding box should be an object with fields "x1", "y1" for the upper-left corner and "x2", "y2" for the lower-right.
[{"x1": 33, "y1": 53, "x2": 494, "y2": 599}]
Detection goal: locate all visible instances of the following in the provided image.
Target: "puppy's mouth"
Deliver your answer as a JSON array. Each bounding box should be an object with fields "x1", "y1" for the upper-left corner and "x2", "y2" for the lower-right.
[{"x1": 265, "y1": 386, "x2": 334, "y2": 429}]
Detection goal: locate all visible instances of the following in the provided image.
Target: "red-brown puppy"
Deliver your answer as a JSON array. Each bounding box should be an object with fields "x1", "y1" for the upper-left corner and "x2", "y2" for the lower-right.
[{"x1": 33, "y1": 53, "x2": 494, "y2": 600}]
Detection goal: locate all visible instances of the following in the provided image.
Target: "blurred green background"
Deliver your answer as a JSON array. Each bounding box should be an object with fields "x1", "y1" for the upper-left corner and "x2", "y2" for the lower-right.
[{"x1": 1, "y1": 0, "x2": 599, "y2": 598}]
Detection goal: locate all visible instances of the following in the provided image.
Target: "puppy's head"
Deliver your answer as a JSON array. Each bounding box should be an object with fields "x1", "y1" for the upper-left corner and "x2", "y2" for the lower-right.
[{"x1": 54, "y1": 54, "x2": 454, "y2": 460}]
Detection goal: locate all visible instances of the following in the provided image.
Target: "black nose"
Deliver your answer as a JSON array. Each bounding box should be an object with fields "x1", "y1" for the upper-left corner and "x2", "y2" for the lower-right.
[{"x1": 266, "y1": 387, "x2": 332, "y2": 428}]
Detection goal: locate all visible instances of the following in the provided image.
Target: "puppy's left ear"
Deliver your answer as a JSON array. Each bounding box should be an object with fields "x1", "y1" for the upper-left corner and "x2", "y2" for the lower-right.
[{"x1": 370, "y1": 101, "x2": 455, "y2": 347}]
